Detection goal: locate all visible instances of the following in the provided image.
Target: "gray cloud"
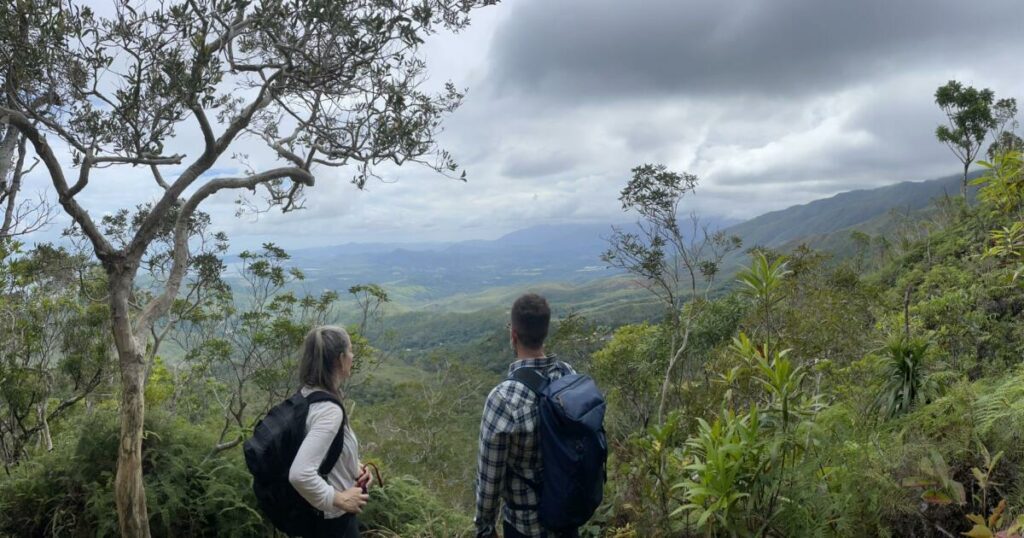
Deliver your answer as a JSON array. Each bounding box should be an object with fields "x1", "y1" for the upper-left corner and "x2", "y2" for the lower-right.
[
  {"x1": 501, "y1": 150, "x2": 579, "y2": 179},
  {"x1": 22, "y1": 0, "x2": 1024, "y2": 252},
  {"x1": 488, "y1": 0, "x2": 1024, "y2": 100}
]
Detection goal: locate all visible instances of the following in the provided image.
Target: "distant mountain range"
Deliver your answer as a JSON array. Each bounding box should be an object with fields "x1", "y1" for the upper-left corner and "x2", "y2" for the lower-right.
[
  {"x1": 722, "y1": 171, "x2": 976, "y2": 249},
  {"x1": 268, "y1": 221, "x2": 742, "y2": 304},
  {"x1": 233, "y1": 171, "x2": 978, "y2": 308}
]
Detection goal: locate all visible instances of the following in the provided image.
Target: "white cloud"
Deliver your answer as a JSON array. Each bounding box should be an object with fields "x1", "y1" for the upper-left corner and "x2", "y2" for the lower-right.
[{"x1": 18, "y1": 0, "x2": 1024, "y2": 252}]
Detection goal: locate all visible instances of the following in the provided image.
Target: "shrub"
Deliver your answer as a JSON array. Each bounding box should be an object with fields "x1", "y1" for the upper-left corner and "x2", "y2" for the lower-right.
[
  {"x1": 360, "y1": 474, "x2": 474, "y2": 537},
  {"x1": 0, "y1": 409, "x2": 267, "y2": 538}
]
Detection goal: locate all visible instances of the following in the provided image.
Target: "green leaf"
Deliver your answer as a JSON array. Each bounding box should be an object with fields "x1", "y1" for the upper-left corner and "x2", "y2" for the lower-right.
[
  {"x1": 962, "y1": 524, "x2": 994, "y2": 538},
  {"x1": 922, "y1": 489, "x2": 953, "y2": 505}
]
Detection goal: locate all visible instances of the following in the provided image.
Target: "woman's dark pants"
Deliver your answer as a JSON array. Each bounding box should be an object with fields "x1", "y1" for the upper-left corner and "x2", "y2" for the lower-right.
[{"x1": 302, "y1": 514, "x2": 359, "y2": 538}]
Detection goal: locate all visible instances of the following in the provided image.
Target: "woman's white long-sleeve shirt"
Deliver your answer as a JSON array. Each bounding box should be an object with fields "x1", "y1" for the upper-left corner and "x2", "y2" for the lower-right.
[{"x1": 287, "y1": 386, "x2": 360, "y2": 518}]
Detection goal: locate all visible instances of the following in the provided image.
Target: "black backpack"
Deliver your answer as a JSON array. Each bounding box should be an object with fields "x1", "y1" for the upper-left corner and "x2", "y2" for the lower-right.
[
  {"x1": 511, "y1": 365, "x2": 608, "y2": 532},
  {"x1": 243, "y1": 390, "x2": 346, "y2": 536}
]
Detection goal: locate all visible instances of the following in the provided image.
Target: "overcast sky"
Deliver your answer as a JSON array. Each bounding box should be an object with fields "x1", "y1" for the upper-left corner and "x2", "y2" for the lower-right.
[{"x1": 23, "y1": 0, "x2": 1024, "y2": 249}]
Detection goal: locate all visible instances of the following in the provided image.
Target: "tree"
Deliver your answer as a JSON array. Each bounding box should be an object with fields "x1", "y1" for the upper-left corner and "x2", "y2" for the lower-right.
[
  {"x1": 993, "y1": 98, "x2": 1019, "y2": 138},
  {"x1": 603, "y1": 164, "x2": 742, "y2": 423},
  {"x1": 547, "y1": 311, "x2": 607, "y2": 372},
  {"x1": 987, "y1": 98, "x2": 1021, "y2": 161},
  {"x1": 0, "y1": 131, "x2": 52, "y2": 240},
  {"x1": 988, "y1": 131, "x2": 1024, "y2": 161},
  {"x1": 172, "y1": 243, "x2": 336, "y2": 453},
  {"x1": 0, "y1": 241, "x2": 112, "y2": 471},
  {"x1": 849, "y1": 230, "x2": 872, "y2": 272},
  {"x1": 349, "y1": 283, "x2": 390, "y2": 334},
  {"x1": 0, "y1": 1, "x2": 57, "y2": 240},
  {"x1": 591, "y1": 322, "x2": 665, "y2": 433},
  {"x1": 0, "y1": 1, "x2": 495, "y2": 534},
  {"x1": 934, "y1": 80, "x2": 997, "y2": 198}
]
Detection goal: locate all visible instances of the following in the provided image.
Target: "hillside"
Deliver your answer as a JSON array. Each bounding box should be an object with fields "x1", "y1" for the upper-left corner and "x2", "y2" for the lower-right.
[
  {"x1": 252, "y1": 172, "x2": 979, "y2": 313},
  {"x1": 8, "y1": 163, "x2": 1020, "y2": 538},
  {"x1": 246, "y1": 171, "x2": 989, "y2": 356},
  {"x1": 723, "y1": 171, "x2": 979, "y2": 249}
]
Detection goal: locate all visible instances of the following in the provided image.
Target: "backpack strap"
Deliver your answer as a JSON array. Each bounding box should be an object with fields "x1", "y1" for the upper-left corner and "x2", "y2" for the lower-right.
[
  {"x1": 506, "y1": 368, "x2": 546, "y2": 511},
  {"x1": 305, "y1": 391, "x2": 347, "y2": 477},
  {"x1": 510, "y1": 366, "x2": 550, "y2": 395}
]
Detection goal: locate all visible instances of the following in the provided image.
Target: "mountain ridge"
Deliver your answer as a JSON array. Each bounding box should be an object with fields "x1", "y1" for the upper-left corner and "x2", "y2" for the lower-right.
[
  {"x1": 722, "y1": 171, "x2": 976, "y2": 249},
  {"x1": 226, "y1": 170, "x2": 978, "y2": 307}
]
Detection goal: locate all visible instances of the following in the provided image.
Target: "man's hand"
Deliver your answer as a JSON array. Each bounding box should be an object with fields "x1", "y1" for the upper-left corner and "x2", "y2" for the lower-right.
[{"x1": 476, "y1": 528, "x2": 498, "y2": 538}]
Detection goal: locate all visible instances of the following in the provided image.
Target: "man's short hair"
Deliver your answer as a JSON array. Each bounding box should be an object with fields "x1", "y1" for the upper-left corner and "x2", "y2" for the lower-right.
[{"x1": 511, "y1": 293, "x2": 550, "y2": 349}]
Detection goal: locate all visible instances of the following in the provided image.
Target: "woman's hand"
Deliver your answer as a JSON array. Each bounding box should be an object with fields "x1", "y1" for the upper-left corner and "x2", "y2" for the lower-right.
[
  {"x1": 356, "y1": 464, "x2": 373, "y2": 492},
  {"x1": 333, "y1": 487, "x2": 370, "y2": 514}
]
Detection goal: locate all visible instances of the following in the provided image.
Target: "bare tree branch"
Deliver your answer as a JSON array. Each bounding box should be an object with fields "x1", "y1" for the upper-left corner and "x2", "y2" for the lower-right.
[
  {"x1": 133, "y1": 167, "x2": 313, "y2": 339},
  {"x1": 127, "y1": 71, "x2": 285, "y2": 263},
  {"x1": 0, "y1": 106, "x2": 114, "y2": 257}
]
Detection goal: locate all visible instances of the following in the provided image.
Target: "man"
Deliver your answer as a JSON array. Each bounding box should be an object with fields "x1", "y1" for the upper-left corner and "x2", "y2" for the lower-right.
[{"x1": 473, "y1": 293, "x2": 579, "y2": 538}]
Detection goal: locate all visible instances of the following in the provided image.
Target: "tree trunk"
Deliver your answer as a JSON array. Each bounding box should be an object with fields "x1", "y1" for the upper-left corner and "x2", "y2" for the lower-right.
[
  {"x1": 657, "y1": 318, "x2": 692, "y2": 424},
  {"x1": 36, "y1": 402, "x2": 52, "y2": 451},
  {"x1": 656, "y1": 322, "x2": 679, "y2": 424},
  {"x1": 109, "y1": 270, "x2": 151, "y2": 538},
  {"x1": 0, "y1": 128, "x2": 19, "y2": 186},
  {"x1": 962, "y1": 162, "x2": 969, "y2": 200}
]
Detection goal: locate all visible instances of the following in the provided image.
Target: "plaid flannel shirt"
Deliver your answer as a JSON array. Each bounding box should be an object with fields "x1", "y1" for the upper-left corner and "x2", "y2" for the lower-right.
[{"x1": 474, "y1": 356, "x2": 575, "y2": 537}]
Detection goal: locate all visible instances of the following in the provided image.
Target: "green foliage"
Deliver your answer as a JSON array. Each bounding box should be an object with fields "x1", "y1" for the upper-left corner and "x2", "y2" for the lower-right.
[
  {"x1": 348, "y1": 283, "x2": 391, "y2": 334},
  {"x1": 360, "y1": 474, "x2": 474, "y2": 537},
  {"x1": 874, "y1": 334, "x2": 937, "y2": 418},
  {"x1": 935, "y1": 80, "x2": 998, "y2": 191},
  {"x1": 353, "y1": 359, "x2": 489, "y2": 510},
  {"x1": 596, "y1": 159, "x2": 1024, "y2": 537},
  {"x1": 778, "y1": 246, "x2": 878, "y2": 367},
  {"x1": 172, "y1": 243, "x2": 337, "y2": 448},
  {"x1": 976, "y1": 149, "x2": 1024, "y2": 282},
  {"x1": 935, "y1": 81, "x2": 997, "y2": 148},
  {"x1": 674, "y1": 409, "x2": 765, "y2": 536},
  {"x1": 618, "y1": 163, "x2": 697, "y2": 211},
  {"x1": 901, "y1": 449, "x2": 966, "y2": 507},
  {"x1": 145, "y1": 356, "x2": 175, "y2": 407},
  {"x1": 547, "y1": 311, "x2": 608, "y2": 370},
  {"x1": 736, "y1": 252, "x2": 790, "y2": 309},
  {"x1": 736, "y1": 251, "x2": 790, "y2": 353},
  {"x1": 987, "y1": 131, "x2": 1024, "y2": 162},
  {"x1": 592, "y1": 322, "x2": 667, "y2": 435},
  {"x1": 975, "y1": 150, "x2": 1024, "y2": 215},
  {"x1": 971, "y1": 368, "x2": 1024, "y2": 444},
  {"x1": 0, "y1": 409, "x2": 267, "y2": 537},
  {"x1": 0, "y1": 241, "x2": 112, "y2": 467},
  {"x1": 606, "y1": 414, "x2": 689, "y2": 535},
  {"x1": 748, "y1": 344, "x2": 812, "y2": 433},
  {"x1": 984, "y1": 221, "x2": 1024, "y2": 281},
  {"x1": 963, "y1": 500, "x2": 1024, "y2": 538}
]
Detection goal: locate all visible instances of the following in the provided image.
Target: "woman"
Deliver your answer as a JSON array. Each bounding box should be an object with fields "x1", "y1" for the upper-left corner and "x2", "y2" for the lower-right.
[{"x1": 288, "y1": 325, "x2": 372, "y2": 537}]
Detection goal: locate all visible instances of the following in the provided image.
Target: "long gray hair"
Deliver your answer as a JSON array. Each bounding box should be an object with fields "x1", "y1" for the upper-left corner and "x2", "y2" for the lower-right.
[{"x1": 299, "y1": 325, "x2": 351, "y2": 398}]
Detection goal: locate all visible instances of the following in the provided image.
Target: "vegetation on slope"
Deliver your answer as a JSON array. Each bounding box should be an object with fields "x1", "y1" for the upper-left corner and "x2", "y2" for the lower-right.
[{"x1": 3, "y1": 90, "x2": 1023, "y2": 536}]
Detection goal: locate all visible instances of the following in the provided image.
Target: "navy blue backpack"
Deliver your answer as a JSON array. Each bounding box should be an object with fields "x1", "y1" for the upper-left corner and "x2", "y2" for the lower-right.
[{"x1": 512, "y1": 364, "x2": 608, "y2": 532}]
